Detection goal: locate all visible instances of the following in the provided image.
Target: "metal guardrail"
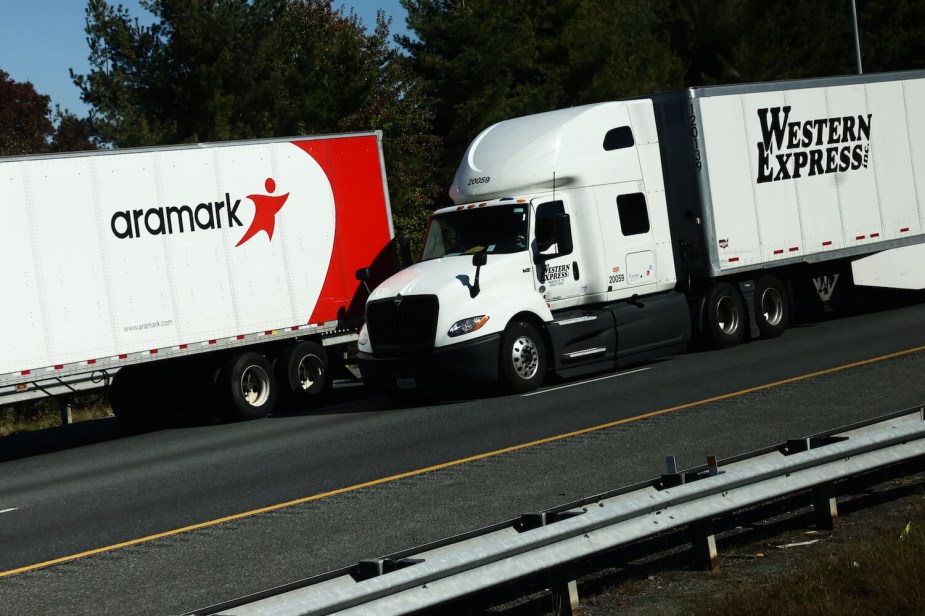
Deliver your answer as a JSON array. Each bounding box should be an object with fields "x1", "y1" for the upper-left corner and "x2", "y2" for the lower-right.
[{"x1": 194, "y1": 407, "x2": 925, "y2": 616}]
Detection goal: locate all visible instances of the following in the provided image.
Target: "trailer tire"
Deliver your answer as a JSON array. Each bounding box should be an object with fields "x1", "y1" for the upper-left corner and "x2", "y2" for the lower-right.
[
  {"x1": 499, "y1": 320, "x2": 546, "y2": 393},
  {"x1": 704, "y1": 282, "x2": 746, "y2": 349},
  {"x1": 754, "y1": 275, "x2": 789, "y2": 338},
  {"x1": 220, "y1": 352, "x2": 277, "y2": 420},
  {"x1": 276, "y1": 341, "x2": 331, "y2": 408}
]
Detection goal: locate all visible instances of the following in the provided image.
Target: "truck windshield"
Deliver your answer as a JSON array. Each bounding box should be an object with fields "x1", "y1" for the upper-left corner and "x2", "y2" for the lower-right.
[{"x1": 422, "y1": 205, "x2": 529, "y2": 260}]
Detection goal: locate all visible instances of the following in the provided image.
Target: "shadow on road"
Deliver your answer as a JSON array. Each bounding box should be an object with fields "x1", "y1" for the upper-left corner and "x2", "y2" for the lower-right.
[
  {"x1": 0, "y1": 381, "x2": 384, "y2": 462},
  {"x1": 0, "y1": 416, "x2": 130, "y2": 463}
]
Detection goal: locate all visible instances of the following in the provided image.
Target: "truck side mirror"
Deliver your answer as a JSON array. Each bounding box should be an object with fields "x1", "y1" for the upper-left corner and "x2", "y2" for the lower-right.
[
  {"x1": 355, "y1": 267, "x2": 371, "y2": 295},
  {"x1": 470, "y1": 252, "x2": 487, "y2": 298},
  {"x1": 554, "y1": 212, "x2": 574, "y2": 256}
]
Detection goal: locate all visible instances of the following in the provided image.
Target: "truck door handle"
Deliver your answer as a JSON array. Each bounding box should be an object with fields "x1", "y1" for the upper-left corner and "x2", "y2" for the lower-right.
[{"x1": 573, "y1": 261, "x2": 580, "y2": 280}]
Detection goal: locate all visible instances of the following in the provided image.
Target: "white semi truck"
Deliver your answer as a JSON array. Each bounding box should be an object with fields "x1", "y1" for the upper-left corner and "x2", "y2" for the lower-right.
[
  {"x1": 0, "y1": 132, "x2": 395, "y2": 426},
  {"x1": 357, "y1": 70, "x2": 925, "y2": 396}
]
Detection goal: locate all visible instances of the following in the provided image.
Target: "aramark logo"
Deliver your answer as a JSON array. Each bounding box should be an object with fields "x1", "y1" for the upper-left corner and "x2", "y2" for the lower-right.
[
  {"x1": 110, "y1": 177, "x2": 289, "y2": 248},
  {"x1": 756, "y1": 106, "x2": 872, "y2": 184}
]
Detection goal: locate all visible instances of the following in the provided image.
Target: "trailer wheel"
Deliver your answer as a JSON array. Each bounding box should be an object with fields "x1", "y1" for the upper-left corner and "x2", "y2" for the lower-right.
[
  {"x1": 754, "y1": 275, "x2": 789, "y2": 338},
  {"x1": 704, "y1": 282, "x2": 746, "y2": 349},
  {"x1": 499, "y1": 321, "x2": 547, "y2": 393},
  {"x1": 276, "y1": 341, "x2": 331, "y2": 408},
  {"x1": 221, "y1": 352, "x2": 277, "y2": 420}
]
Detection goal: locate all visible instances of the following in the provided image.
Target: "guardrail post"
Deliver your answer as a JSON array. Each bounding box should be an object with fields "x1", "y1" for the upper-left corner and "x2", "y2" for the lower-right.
[
  {"x1": 691, "y1": 519, "x2": 720, "y2": 571},
  {"x1": 812, "y1": 484, "x2": 838, "y2": 531},
  {"x1": 355, "y1": 558, "x2": 390, "y2": 581},
  {"x1": 551, "y1": 567, "x2": 581, "y2": 616},
  {"x1": 661, "y1": 455, "x2": 684, "y2": 487}
]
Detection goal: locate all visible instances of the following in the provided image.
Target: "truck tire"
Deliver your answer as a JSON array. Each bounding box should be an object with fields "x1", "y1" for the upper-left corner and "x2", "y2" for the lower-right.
[
  {"x1": 220, "y1": 352, "x2": 277, "y2": 420},
  {"x1": 275, "y1": 341, "x2": 331, "y2": 408},
  {"x1": 499, "y1": 321, "x2": 547, "y2": 393},
  {"x1": 704, "y1": 282, "x2": 746, "y2": 349},
  {"x1": 754, "y1": 274, "x2": 789, "y2": 338}
]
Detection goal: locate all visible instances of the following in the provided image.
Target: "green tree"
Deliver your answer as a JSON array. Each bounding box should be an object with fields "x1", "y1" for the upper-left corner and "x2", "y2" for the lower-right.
[
  {"x1": 858, "y1": 0, "x2": 925, "y2": 72},
  {"x1": 662, "y1": 0, "x2": 925, "y2": 85},
  {"x1": 74, "y1": 0, "x2": 439, "y2": 250},
  {"x1": 0, "y1": 69, "x2": 96, "y2": 156},
  {"x1": 0, "y1": 69, "x2": 53, "y2": 156},
  {"x1": 399, "y1": 0, "x2": 684, "y2": 194}
]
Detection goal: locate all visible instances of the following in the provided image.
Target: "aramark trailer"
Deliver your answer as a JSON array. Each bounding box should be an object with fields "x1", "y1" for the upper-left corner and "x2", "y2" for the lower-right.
[
  {"x1": 357, "y1": 70, "x2": 925, "y2": 397},
  {"x1": 1, "y1": 132, "x2": 394, "y2": 426}
]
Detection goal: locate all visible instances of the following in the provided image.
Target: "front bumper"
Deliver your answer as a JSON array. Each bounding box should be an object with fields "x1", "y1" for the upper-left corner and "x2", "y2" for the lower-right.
[{"x1": 357, "y1": 333, "x2": 501, "y2": 393}]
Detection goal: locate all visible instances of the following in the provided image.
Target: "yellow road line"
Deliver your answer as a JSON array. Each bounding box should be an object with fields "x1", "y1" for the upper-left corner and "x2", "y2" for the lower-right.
[{"x1": 4, "y1": 343, "x2": 925, "y2": 578}]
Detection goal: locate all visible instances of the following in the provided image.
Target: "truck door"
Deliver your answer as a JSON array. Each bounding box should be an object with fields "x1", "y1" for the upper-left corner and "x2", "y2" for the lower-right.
[
  {"x1": 595, "y1": 184, "x2": 659, "y2": 299},
  {"x1": 531, "y1": 199, "x2": 585, "y2": 305}
]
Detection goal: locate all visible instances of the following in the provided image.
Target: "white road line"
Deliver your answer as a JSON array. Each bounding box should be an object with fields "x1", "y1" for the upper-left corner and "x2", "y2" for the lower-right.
[
  {"x1": 523, "y1": 367, "x2": 651, "y2": 396},
  {"x1": 0, "y1": 508, "x2": 18, "y2": 515}
]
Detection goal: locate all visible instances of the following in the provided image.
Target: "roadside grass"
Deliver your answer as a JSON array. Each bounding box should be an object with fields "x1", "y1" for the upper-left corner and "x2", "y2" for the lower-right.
[
  {"x1": 574, "y1": 487, "x2": 925, "y2": 616},
  {"x1": 684, "y1": 502, "x2": 925, "y2": 615},
  {"x1": 0, "y1": 397, "x2": 112, "y2": 437}
]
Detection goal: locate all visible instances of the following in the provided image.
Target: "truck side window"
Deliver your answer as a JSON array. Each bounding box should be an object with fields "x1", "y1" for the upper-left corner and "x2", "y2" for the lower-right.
[
  {"x1": 603, "y1": 126, "x2": 635, "y2": 151},
  {"x1": 534, "y1": 200, "x2": 564, "y2": 252},
  {"x1": 617, "y1": 193, "x2": 650, "y2": 235}
]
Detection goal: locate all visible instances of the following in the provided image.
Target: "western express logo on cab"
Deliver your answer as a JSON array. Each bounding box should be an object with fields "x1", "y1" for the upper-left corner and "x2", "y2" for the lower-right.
[
  {"x1": 109, "y1": 178, "x2": 289, "y2": 248},
  {"x1": 756, "y1": 106, "x2": 872, "y2": 184}
]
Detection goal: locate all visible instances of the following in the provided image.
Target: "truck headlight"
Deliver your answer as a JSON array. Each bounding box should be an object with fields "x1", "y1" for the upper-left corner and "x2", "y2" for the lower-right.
[{"x1": 448, "y1": 315, "x2": 489, "y2": 337}]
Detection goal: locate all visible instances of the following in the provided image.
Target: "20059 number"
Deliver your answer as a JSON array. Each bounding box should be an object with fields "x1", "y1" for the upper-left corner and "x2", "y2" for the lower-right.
[{"x1": 468, "y1": 176, "x2": 491, "y2": 186}]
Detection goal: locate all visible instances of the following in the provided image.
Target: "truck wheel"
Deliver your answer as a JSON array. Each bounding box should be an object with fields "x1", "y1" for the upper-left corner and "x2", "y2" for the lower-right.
[
  {"x1": 276, "y1": 341, "x2": 331, "y2": 408},
  {"x1": 221, "y1": 352, "x2": 277, "y2": 420},
  {"x1": 754, "y1": 275, "x2": 789, "y2": 338},
  {"x1": 705, "y1": 282, "x2": 746, "y2": 349},
  {"x1": 499, "y1": 321, "x2": 547, "y2": 393}
]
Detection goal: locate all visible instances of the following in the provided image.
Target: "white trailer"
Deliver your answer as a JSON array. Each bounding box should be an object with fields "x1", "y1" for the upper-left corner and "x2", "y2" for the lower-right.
[
  {"x1": 1, "y1": 132, "x2": 395, "y2": 426},
  {"x1": 357, "y1": 70, "x2": 925, "y2": 395}
]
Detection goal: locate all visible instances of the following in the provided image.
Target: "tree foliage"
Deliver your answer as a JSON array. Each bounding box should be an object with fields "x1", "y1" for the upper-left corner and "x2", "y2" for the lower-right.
[
  {"x1": 0, "y1": 69, "x2": 53, "y2": 156},
  {"x1": 664, "y1": 0, "x2": 925, "y2": 85},
  {"x1": 0, "y1": 69, "x2": 95, "y2": 156},
  {"x1": 399, "y1": 0, "x2": 685, "y2": 189}
]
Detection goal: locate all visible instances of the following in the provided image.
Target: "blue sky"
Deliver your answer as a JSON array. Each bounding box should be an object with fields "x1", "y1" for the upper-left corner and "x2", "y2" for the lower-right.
[{"x1": 0, "y1": 0, "x2": 410, "y2": 116}]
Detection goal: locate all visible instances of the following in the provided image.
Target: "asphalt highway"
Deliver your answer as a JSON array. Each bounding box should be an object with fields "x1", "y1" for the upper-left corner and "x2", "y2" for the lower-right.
[{"x1": 2, "y1": 289, "x2": 925, "y2": 615}]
